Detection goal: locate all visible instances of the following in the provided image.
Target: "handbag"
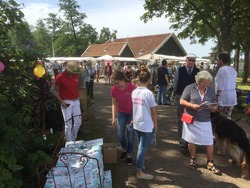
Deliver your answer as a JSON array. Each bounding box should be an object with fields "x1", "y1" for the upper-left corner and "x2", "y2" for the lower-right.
[
  {"x1": 181, "y1": 112, "x2": 194, "y2": 124},
  {"x1": 181, "y1": 108, "x2": 195, "y2": 124}
]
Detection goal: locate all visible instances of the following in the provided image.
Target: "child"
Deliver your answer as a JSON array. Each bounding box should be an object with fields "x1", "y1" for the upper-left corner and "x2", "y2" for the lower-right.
[{"x1": 132, "y1": 70, "x2": 158, "y2": 180}]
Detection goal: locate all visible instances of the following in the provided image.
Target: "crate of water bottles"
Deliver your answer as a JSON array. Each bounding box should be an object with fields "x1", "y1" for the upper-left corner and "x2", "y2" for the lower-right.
[{"x1": 44, "y1": 138, "x2": 112, "y2": 188}]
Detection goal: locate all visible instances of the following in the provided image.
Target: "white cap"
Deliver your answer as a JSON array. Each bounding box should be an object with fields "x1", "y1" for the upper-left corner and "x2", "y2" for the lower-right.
[{"x1": 186, "y1": 53, "x2": 197, "y2": 59}]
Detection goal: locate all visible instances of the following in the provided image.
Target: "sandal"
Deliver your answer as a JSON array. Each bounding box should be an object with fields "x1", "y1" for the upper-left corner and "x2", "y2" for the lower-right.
[
  {"x1": 207, "y1": 160, "x2": 221, "y2": 175},
  {"x1": 189, "y1": 157, "x2": 196, "y2": 170}
]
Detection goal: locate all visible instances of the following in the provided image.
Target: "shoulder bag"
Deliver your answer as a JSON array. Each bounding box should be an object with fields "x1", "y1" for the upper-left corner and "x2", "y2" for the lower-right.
[{"x1": 181, "y1": 108, "x2": 196, "y2": 124}]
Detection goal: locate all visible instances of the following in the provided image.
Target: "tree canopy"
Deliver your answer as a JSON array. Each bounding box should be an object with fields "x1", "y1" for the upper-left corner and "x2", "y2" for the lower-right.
[{"x1": 141, "y1": 0, "x2": 250, "y2": 81}]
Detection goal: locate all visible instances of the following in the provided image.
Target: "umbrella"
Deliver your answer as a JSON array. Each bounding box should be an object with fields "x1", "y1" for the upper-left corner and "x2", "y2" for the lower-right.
[
  {"x1": 96, "y1": 54, "x2": 114, "y2": 61},
  {"x1": 114, "y1": 57, "x2": 138, "y2": 62},
  {"x1": 62, "y1": 57, "x2": 96, "y2": 61},
  {"x1": 137, "y1": 54, "x2": 165, "y2": 61}
]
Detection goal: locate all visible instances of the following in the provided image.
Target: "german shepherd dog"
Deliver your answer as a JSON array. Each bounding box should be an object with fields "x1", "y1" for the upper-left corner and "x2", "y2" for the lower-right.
[{"x1": 211, "y1": 113, "x2": 250, "y2": 179}]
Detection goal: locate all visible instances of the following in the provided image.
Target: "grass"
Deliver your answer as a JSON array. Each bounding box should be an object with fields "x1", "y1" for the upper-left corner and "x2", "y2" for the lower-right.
[
  {"x1": 78, "y1": 115, "x2": 103, "y2": 141},
  {"x1": 231, "y1": 78, "x2": 250, "y2": 123},
  {"x1": 236, "y1": 78, "x2": 250, "y2": 91}
]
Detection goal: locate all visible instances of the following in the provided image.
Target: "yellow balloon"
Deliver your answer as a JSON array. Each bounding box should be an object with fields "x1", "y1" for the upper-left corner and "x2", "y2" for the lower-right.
[{"x1": 34, "y1": 65, "x2": 45, "y2": 78}]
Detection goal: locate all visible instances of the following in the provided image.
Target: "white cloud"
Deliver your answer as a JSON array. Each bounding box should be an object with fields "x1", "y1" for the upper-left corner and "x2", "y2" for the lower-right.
[{"x1": 20, "y1": 3, "x2": 58, "y2": 26}]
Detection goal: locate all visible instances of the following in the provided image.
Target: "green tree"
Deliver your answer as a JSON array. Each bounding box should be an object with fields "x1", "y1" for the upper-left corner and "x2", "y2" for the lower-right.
[
  {"x1": 32, "y1": 19, "x2": 51, "y2": 56},
  {"x1": 59, "y1": 0, "x2": 87, "y2": 55},
  {"x1": 1, "y1": 1, "x2": 52, "y2": 187},
  {"x1": 78, "y1": 24, "x2": 98, "y2": 54},
  {"x1": 98, "y1": 27, "x2": 117, "y2": 43},
  {"x1": 44, "y1": 13, "x2": 62, "y2": 57},
  {"x1": 141, "y1": 0, "x2": 250, "y2": 81}
]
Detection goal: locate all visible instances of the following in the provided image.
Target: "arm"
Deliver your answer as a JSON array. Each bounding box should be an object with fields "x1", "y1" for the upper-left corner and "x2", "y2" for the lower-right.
[
  {"x1": 215, "y1": 69, "x2": 224, "y2": 100},
  {"x1": 216, "y1": 90, "x2": 222, "y2": 102},
  {"x1": 111, "y1": 97, "x2": 117, "y2": 128},
  {"x1": 151, "y1": 107, "x2": 158, "y2": 129},
  {"x1": 180, "y1": 98, "x2": 200, "y2": 111},
  {"x1": 179, "y1": 86, "x2": 196, "y2": 109},
  {"x1": 51, "y1": 83, "x2": 68, "y2": 108},
  {"x1": 172, "y1": 68, "x2": 179, "y2": 92},
  {"x1": 165, "y1": 74, "x2": 170, "y2": 85}
]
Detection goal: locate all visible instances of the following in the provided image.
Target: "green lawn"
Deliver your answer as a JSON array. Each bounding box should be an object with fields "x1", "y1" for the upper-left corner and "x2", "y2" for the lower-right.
[
  {"x1": 232, "y1": 78, "x2": 249, "y2": 122},
  {"x1": 237, "y1": 78, "x2": 250, "y2": 91}
]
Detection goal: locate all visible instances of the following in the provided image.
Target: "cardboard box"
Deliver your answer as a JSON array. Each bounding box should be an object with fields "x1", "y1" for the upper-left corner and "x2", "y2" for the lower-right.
[{"x1": 102, "y1": 143, "x2": 117, "y2": 164}]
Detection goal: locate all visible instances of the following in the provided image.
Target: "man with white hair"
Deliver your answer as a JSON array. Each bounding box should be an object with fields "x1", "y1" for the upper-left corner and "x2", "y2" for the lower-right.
[
  {"x1": 52, "y1": 60, "x2": 60, "y2": 78},
  {"x1": 173, "y1": 53, "x2": 200, "y2": 155}
]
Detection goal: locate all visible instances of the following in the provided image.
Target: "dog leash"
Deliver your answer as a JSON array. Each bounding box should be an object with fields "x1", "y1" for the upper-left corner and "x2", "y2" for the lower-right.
[{"x1": 234, "y1": 115, "x2": 250, "y2": 125}]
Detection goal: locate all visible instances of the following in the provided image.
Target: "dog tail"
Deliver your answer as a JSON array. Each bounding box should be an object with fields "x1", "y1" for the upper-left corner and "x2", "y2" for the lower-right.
[{"x1": 242, "y1": 148, "x2": 250, "y2": 178}]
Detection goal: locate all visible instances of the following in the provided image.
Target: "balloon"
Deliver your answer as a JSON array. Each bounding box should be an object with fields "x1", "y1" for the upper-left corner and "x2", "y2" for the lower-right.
[
  {"x1": 34, "y1": 65, "x2": 45, "y2": 78},
  {"x1": 0, "y1": 61, "x2": 5, "y2": 73}
]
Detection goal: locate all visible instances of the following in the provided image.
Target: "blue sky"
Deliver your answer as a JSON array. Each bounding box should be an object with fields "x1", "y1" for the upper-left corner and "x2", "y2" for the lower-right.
[{"x1": 17, "y1": 0, "x2": 214, "y2": 58}]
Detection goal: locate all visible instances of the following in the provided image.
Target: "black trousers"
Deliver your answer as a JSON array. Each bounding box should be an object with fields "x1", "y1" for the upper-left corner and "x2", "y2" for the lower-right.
[{"x1": 86, "y1": 80, "x2": 94, "y2": 97}]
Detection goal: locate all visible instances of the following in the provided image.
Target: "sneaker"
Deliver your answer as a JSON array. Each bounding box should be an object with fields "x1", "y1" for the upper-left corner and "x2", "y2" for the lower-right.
[
  {"x1": 127, "y1": 157, "x2": 133, "y2": 166},
  {"x1": 120, "y1": 152, "x2": 127, "y2": 161},
  {"x1": 136, "y1": 173, "x2": 153, "y2": 180}
]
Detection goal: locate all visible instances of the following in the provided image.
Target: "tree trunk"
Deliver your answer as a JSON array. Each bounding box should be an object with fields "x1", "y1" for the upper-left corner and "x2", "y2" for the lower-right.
[
  {"x1": 242, "y1": 50, "x2": 249, "y2": 83},
  {"x1": 234, "y1": 48, "x2": 240, "y2": 71}
]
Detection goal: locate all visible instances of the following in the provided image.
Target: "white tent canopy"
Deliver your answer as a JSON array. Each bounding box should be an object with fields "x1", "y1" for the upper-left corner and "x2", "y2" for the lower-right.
[
  {"x1": 61, "y1": 57, "x2": 95, "y2": 61},
  {"x1": 137, "y1": 54, "x2": 166, "y2": 61},
  {"x1": 46, "y1": 57, "x2": 95, "y2": 62},
  {"x1": 96, "y1": 55, "x2": 138, "y2": 63},
  {"x1": 45, "y1": 57, "x2": 66, "y2": 61},
  {"x1": 137, "y1": 53, "x2": 211, "y2": 64},
  {"x1": 114, "y1": 57, "x2": 138, "y2": 62},
  {"x1": 96, "y1": 54, "x2": 114, "y2": 61}
]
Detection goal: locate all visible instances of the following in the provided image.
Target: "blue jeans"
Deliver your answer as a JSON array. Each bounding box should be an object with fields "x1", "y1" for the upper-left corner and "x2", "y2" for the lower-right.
[
  {"x1": 157, "y1": 85, "x2": 167, "y2": 104},
  {"x1": 117, "y1": 112, "x2": 135, "y2": 155},
  {"x1": 135, "y1": 130, "x2": 152, "y2": 171}
]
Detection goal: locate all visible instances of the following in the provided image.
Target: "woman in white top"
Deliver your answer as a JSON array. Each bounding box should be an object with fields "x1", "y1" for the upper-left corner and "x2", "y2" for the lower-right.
[
  {"x1": 132, "y1": 70, "x2": 157, "y2": 180},
  {"x1": 215, "y1": 52, "x2": 237, "y2": 119}
]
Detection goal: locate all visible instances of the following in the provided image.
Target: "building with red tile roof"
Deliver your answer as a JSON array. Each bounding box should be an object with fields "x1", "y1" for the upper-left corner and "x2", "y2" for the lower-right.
[{"x1": 81, "y1": 33, "x2": 186, "y2": 58}]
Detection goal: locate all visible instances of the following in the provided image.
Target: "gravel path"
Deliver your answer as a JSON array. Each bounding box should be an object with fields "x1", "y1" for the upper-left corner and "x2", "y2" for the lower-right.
[{"x1": 92, "y1": 81, "x2": 250, "y2": 188}]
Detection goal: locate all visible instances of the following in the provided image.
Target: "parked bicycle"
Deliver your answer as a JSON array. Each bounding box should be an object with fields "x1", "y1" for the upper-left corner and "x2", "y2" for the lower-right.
[{"x1": 166, "y1": 85, "x2": 176, "y2": 105}]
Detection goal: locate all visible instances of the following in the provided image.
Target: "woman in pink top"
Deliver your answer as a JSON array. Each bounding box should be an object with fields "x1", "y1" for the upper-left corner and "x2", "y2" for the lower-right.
[{"x1": 110, "y1": 71, "x2": 137, "y2": 166}]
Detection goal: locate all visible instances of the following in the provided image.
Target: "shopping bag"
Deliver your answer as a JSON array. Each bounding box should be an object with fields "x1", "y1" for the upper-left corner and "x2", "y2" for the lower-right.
[
  {"x1": 151, "y1": 128, "x2": 157, "y2": 145},
  {"x1": 181, "y1": 112, "x2": 194, "y2": 124}
]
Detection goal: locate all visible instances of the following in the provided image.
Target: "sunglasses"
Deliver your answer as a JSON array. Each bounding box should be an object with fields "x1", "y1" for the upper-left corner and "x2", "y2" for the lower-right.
[{"x1": 188, "y1": 59, "x2": 196, "y2": 62}]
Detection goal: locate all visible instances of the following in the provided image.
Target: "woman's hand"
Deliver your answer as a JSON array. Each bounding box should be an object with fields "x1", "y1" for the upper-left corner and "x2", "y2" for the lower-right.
[
  {"x1": 191, "y1": 103, "x2": 200, "y2": 111},
  {"x1": 111, "y1": 119, "x2": 116, "y2": 128}
]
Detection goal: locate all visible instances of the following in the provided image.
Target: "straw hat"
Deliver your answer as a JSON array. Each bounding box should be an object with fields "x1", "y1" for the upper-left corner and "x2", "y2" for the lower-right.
[{"x1": 65, "y1": 61, "x2": 81, "y2": 74}]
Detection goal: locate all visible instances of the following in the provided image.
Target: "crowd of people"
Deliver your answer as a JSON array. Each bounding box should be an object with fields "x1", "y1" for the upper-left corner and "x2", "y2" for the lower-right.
[{"x1": 48, "y1": 51, "x2": 250, "y2": 180}]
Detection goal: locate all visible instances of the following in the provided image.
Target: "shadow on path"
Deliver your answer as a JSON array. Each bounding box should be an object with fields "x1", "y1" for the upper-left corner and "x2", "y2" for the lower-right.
[{"x1": 90, "y1": 81, "x2": 249, "y2": 188}]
